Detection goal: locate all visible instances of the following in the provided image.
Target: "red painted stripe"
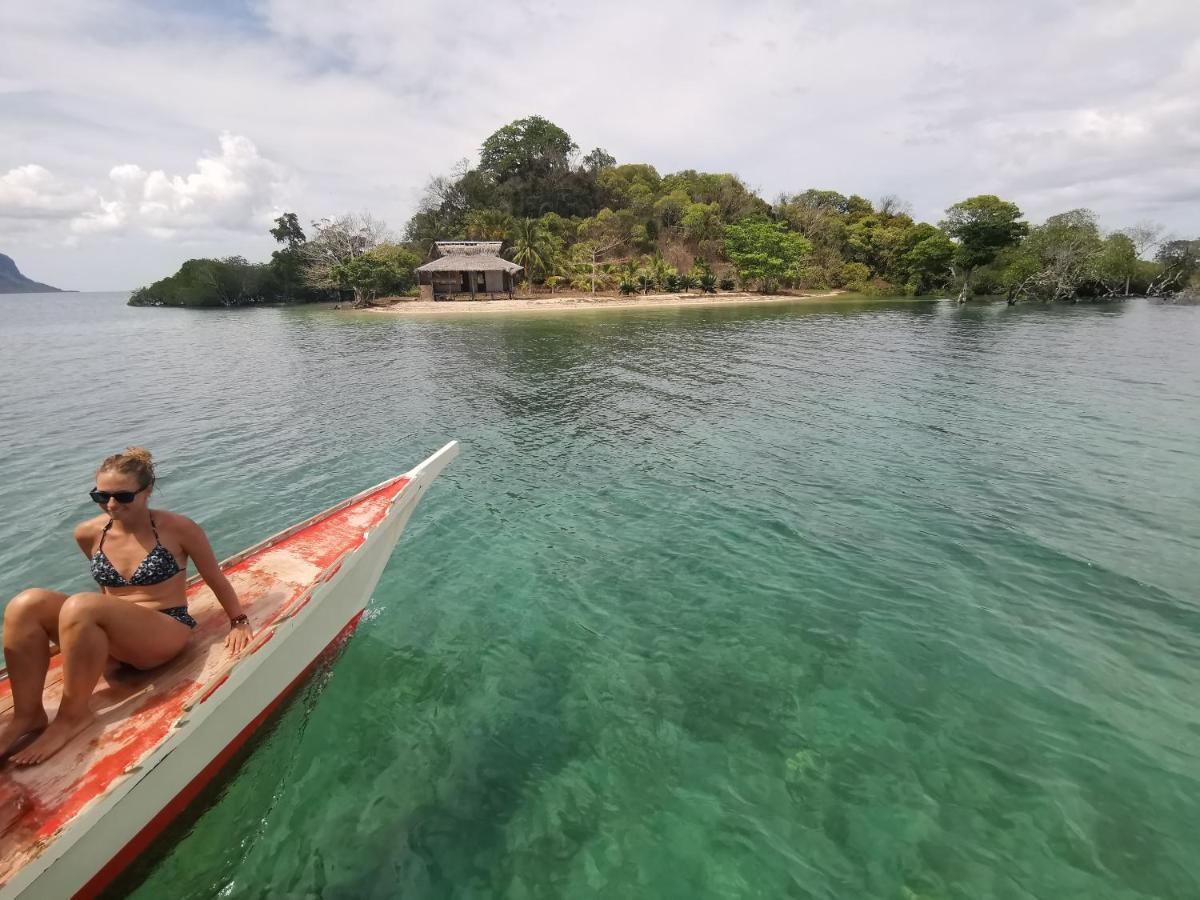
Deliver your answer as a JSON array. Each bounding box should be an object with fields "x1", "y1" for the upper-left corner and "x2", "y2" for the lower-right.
[
  {"x1": 250, "y1": 630, "x2": 277, "y2": 654},
  {"x1": 73, "y1": 611, "x2": 366, "y2": 900},
  {"x1": 196, "y1": 674, "x2": 229, "y2": 706}
]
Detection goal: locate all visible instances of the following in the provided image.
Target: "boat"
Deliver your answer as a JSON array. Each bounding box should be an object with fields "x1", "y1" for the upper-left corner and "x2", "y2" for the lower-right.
[{"x1": 0, "y1": 441, "x2": 459, "y2": 898}]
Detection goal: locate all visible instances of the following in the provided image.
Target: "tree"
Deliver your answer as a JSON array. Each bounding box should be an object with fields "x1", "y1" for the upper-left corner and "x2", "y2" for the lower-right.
[
  {"x1": 1097, "y1": 232, "x2": 1138, "y2": 296},
  {"x1": 649, "y1": 252, "x2": 675, "y2": 289},
  {"x1": 478, "y1": 116, "x2": 583, "y2": 218},
  {"x1": 838, "y1": 262, "x2": 872, "y2": 292},
  {"x1": 597, "y1": 164, "x2": 662, "y2": 214},
  {"x1": 571, "y1": 221, "x2": 623, "y2": 294},
  {"x1": 775, "y1": 189, "x2": 852, "y2": 287},
  {"x1": 581, "y1": 147, "x2": 616, "y2": 173},
  {"x1": 331, "y1": 244, "x2": 422, "y2": 307},
  {"x1": 845, "y1": 214, "x2": 912, "y2": 281},
  {"x1": 506, "y1": 218, "x2": 554, "y2": 295},
  {"x1": 723, "y1": 221, "x2": 812, "y2": 293},
  {"x1": 300, "y1": 214, "x2": 391, "y2": 297},
  {"x1": 681, "y1": 201, "x2": 723, "y2": 244},
  {"x1": 1003, "y1": 209, "x2": 1103, "y2": 303},
  {"x1": 897, "y1": 224, "x2": 955, "y2": 294},
  {"x1": 464, "y1": 208, "x2": 513, "y2": 240},
  {"x1": 1151, "y1": 239, "x2": 1200, "y2": 295},
  {"x1": 940, "y1": 195, "x2": 1028, "y2": 301},
  {"x1": 269, "y1": 212, "x2": 306, "y2": 249},
  {"x1": 129, "y1": 256, "x2": 267, "y2": 307},
  {"x1": 653, "y1": 190, "x2": 690, "y2": 230},
  {"x1": 1124, "y1": 221, "x2": 1164, "y2": 259},
  {"x1": 566, "y1": 242, "x2": 617, "y2": 294},
  {"x1": 268, "y1": 212, "x2": 308, "y2": 301},
  {"x1": 480, "y1": 116, "x2": 577, "y2": 183},
  {"x1": 876, "y1": 194, "x2": 913, "y2": 218}
]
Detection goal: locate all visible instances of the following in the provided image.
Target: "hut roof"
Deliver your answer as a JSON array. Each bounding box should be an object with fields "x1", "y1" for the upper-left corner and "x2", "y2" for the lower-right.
[
  {"x1": 433, "y1": 241, "x2": 503, "y2": 257},
  {"x1": 415, "y1": 255, "x2": 523, "y2": 273}
]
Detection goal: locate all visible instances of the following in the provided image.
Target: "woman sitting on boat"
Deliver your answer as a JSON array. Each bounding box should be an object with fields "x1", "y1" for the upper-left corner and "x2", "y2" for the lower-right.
[{"x1": 0, "y1": 448, "x2": 251, "y2": 765}]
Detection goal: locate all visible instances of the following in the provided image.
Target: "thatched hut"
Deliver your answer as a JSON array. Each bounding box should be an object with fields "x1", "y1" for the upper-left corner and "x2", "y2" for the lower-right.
[{"x1": 415, "y1": 241, "x2": 523, "y2": 301}]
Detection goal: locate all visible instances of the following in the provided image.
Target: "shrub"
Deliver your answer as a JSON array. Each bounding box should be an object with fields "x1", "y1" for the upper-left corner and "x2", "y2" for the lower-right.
[
  {"x1": 718, "y1": 277, "x2": 736, "y2": 292},
  {"x1": 619, "y1": 280, "x2": 637, "y2": 295},
  {"x1": 837, "y1": 262, "x2": 872, "y2": 292},
  {"x1": 699, "y1": 273, "x2": 717, "y2": 293}
]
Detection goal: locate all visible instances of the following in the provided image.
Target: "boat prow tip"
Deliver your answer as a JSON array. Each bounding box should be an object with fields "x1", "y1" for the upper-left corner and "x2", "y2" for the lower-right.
[{"x1": 405, "y1": 441, "x2": 460, "y2": 482}]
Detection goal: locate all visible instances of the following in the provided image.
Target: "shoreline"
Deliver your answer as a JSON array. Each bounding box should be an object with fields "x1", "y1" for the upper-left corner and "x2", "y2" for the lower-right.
[{"x1": 362, "y1": 289, "x2": 890, "y2": 316}]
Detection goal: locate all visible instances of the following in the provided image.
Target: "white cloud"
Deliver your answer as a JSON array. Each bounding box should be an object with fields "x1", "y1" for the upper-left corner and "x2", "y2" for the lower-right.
[
  {"x1": 0, "y1": 164, "x2": 97, "y2": 220},
  {"x1": 2, "y1": 132, "x2": 286, "y2": 243},
  {"x1": 70, "y1": 132, "x2": 289, "y2": 237},
  {"x1": 0, "y1": 0, "x2": 1197, "y2": 289}
]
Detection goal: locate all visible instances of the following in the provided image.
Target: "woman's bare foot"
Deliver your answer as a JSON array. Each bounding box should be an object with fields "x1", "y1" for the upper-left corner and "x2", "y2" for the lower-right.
[
  {"x1": 0, "y1": 711, "x2": 49, "y2": 761},
  {"x1": 10, "y1": 710, "x2": 94, "y2": 766}
]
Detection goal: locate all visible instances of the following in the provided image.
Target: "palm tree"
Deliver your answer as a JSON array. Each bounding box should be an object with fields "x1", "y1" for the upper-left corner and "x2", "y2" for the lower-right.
[
  {"x1": 649, "y1": 252, "x2": 674, "y2": 291},
  {"x1": 465, "y1": 208, "x2": 513, "y2": 241},
  {"x1": 506, "y1": 219, "x2": 552, "y2": 296},
  {"x1": 617, "y1": 257, "x2": 641, "y2": 284}
]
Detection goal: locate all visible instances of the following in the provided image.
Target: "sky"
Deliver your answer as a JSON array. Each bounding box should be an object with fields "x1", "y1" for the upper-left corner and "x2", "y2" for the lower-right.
[{"x1": 1, "y1": 0, "x2": 1197, "y2": 291}]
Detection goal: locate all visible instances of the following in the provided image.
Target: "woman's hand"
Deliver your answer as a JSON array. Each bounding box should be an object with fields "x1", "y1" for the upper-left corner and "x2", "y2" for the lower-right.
[{"x1": 225, "y1": 620, "x2": 253, "y2": 655}]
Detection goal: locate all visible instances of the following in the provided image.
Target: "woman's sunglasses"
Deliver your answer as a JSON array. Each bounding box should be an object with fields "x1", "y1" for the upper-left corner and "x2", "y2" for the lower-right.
[{"x1": 90, "y1": 484, "x2": 149, "y2": 505}]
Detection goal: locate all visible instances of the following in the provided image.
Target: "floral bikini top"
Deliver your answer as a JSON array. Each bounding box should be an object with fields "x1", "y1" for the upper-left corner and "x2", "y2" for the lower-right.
[{"x1": 91, "y1": 515, "x2": 182, "y2": 588}]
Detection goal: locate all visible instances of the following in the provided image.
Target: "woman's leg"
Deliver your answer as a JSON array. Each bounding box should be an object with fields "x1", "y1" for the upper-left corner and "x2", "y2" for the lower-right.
[
  {"x1": 11, "y1": 593, "x2": 192, "y2": 766},
  {"x1": 0, "y1": 589, "x2": 68, "y2": 755}
]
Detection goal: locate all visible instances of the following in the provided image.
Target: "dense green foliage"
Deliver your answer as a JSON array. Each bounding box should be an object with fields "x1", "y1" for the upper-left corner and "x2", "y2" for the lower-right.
[
  {"x1": 130, "y1": 214, "x2": 327, "y2": 307},
  {"x1": 128, "y1": 256, "x2": 258, "y2": 307},
  {"x1": 724, "y1": 222, "x2": 811, "y2": 292},
  {"x1": 132, "y1": 115, "x2": 1199, "y2": 308},
  {"x1": 402, "y1": 116, "x2": 1197, "y2": 301},
  {"x1": 940, "y1": 195, "x2": 1028, "y2": 299},
  {"x1": 130, "y1": 214, "x2": 417, "y2": 308},
  {"x1": 329, "y1": 244, "x2": 421, "y2": 302}
]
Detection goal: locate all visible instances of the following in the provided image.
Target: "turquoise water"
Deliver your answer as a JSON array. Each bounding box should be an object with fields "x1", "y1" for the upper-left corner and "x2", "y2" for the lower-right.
[{"x1": 2, "y1": 293, "x2": 1198, "y2": 898}]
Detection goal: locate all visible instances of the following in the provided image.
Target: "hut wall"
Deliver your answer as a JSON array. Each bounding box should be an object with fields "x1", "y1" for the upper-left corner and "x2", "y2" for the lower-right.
[
  {"x1": 432, "y1": 272, "x2": 459, "y2": 297},
  {"x1": 484, "y1": 271, "x2": 505, "y2": 292}
]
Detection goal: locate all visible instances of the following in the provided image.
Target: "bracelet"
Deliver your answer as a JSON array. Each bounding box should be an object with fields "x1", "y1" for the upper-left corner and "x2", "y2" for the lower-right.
[{"x1": 229, "y1": 614, "x2": 249, "y2": 628}]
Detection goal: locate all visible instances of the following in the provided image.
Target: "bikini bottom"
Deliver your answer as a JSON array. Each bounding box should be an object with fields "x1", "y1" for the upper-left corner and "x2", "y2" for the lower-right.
[{"x1": 159, "y1": 606, "x2": 197, "y2": 629}]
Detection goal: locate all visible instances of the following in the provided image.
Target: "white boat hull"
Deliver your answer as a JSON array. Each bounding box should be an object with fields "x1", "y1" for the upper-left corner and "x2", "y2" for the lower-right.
[{"x1": 0, "y1": 441, "x2": 458, "y2": 899}]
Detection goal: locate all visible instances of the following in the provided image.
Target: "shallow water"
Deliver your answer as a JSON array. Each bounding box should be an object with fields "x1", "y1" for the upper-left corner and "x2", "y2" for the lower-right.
[{"x1": 1, "y1": 293, "x2": 1198, "y2": 899}]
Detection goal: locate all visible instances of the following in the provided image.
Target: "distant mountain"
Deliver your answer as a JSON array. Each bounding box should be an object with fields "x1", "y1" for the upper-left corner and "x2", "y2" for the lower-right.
[{"x1": 0, "y1": 253, "x2": 61, "y2": 293}]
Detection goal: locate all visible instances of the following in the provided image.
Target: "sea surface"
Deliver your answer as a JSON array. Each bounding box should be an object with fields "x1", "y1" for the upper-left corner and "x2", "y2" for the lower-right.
[{"x1": 1, "y1": 292, "x2": 1198, "y2": 899}]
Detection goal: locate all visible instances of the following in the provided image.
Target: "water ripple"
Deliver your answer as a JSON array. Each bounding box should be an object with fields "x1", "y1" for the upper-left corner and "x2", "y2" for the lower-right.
[{"x1": 2, "y1": 294, "x2": 1199, "y2": 898}]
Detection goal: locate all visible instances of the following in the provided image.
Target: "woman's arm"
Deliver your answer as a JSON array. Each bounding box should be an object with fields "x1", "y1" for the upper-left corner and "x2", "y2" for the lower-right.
[
  {"x1": 73, "y1": 519, "x2": 101, "y2": 558},
  {"x1": 178, "y1": 517, "x2": 252, "y2": 654}
]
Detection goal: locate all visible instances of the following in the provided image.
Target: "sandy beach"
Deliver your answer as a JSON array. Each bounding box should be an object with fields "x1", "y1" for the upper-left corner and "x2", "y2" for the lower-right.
[{"x1": 366, "y1": 289, "x2": 854, "y2": 316}]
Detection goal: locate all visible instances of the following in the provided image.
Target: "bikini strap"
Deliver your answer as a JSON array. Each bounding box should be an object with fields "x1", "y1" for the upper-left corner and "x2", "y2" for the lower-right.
[
  {"x1": 96, "y1": 518, "x2": 114, "y2": 552},
  {"x1": 149, "y1": 514, "x2": 162, "y2": 544}
]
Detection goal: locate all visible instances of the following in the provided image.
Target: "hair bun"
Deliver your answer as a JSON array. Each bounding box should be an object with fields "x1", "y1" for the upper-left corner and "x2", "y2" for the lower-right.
[{"x1": 97, "y1": 447, "x2": 157, "y2": 489}]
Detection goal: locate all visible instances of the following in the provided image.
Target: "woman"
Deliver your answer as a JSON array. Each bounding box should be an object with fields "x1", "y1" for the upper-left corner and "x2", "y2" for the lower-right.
[{"x1": 0, "y1": 448, "x2": 252, "y2": 765}]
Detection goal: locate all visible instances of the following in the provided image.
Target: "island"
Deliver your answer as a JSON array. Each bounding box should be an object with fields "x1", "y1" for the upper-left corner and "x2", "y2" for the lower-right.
[
  {"x1": 0, "y1": 253, "x2": 62, "y2": 293},
  {"x1": 128, "y1": 116, "x2": 1200, "y2": 310}
]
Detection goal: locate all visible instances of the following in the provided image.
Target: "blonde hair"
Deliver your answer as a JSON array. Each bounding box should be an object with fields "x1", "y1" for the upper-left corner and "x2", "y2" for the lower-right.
[{"x1": 97, "y1": 446, "x2": 156, "y2": 489}]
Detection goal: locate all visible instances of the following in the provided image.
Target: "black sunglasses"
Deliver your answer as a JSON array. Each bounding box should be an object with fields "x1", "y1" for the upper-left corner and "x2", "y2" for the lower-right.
[{"x1": 90, "y1": 483, "x2": 149, "y2": 505}]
